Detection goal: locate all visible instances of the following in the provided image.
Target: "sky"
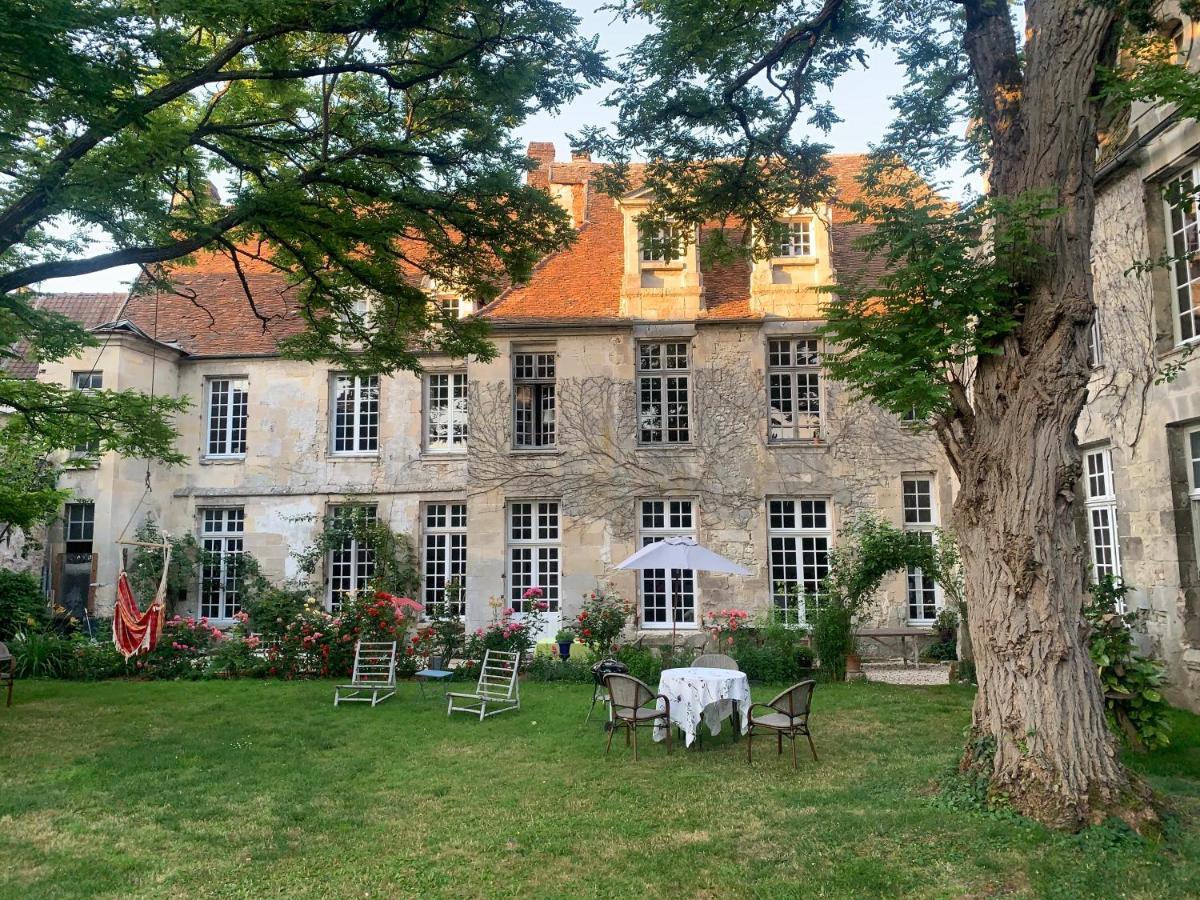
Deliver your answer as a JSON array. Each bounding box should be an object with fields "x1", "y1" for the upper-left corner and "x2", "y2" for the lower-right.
[{"x1": 42, "y1": 3, "x2": 956, "y2": 295}]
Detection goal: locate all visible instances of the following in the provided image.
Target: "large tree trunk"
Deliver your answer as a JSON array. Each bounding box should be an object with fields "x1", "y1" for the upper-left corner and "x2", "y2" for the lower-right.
[{"x1": 947, "y1": 0, "x2": 1156, "y2": 830}]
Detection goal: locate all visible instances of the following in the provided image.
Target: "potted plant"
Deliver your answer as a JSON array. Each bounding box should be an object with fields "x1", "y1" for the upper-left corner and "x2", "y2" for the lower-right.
[{"x1": 555, "y1": 627, "x2": 576, "y2": 660}]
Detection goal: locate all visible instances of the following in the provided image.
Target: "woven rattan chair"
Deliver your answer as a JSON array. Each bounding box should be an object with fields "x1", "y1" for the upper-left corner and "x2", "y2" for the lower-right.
[
  {"x1": 692, "y1": 653, "x2": 738, "y2": 670},
  {"x1": 746, "y1": 680, "x2": 817, "y2": 768},
  {"x1": 603, "y1": 673, "x2": 672, "y2": 759},
  {"x1": 0, "y1": 641, "x2": 12, "y2": 708}
]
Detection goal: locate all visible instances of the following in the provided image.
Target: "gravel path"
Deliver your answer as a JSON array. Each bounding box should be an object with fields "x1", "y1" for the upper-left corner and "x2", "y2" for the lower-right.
[{"x1": 863, "y1": 664, "x2": 951, "y2": 686}]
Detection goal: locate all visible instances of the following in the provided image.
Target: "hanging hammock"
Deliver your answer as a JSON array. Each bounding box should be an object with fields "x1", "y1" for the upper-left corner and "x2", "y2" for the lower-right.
[{"x1": 113, "y1": 539, "x2": 171, "y2": 660}]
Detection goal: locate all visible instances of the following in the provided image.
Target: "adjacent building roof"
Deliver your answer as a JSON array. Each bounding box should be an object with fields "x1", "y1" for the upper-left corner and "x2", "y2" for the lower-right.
[{"x1": 5, "y1": 292, "x2": 128, "y2": 378}]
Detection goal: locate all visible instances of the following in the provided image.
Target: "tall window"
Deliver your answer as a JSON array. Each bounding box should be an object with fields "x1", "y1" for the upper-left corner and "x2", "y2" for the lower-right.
[
  {"x1": 1087, "y1": 317, "x2": 1104, "y2": 368},
  {"x1": 425, "y1": 371, "x2": 468, "y2": 452},
  {"x1": 1084, "y1": 447, "x2": 1122, "y2": 583},
  {"x1": 638, "y1": 222, "x2": 681, "y2": 264},
  {"x1": 328, "y1": 505, "x2": 377, "y2": 611},
  {"x1": 1165, "y1": 169, "x2": 1200, "y2": 344},
  {"x1": 513, "y1": 351, "x2": 556, "y2": 449},
  {"x1": 771, "y1": 220, "x2": 814, "y2": 257},
  {"x1": 637, "y1": 342, "x2": 691, "y2": 444},
  {"x1": 1187, "y1": 426, "x2": 1200, "y2": 500},
  {"x1": 902, "y1": 477, "x2": 939, "y2": 623},
  {"x1": 331, "y1": 374, "x2": 379, "y2": 454},
  {"x1": 71, "y1": 371, "x2": 102, "y2": 454},
  {"x1": 423, "y1": 502, "x2": 467, "y2": 616},
  {"x1": 199, "y1": 508, "x2": 244, "y2": 620},
  {"x1": 768, "y1": 338, "x2": 822, "y2": 442},
  {"x1": 206, "y1": 378, "x2": 248, "y2": 457},
  {"x1": 63, "y1": 502, "x2": 94, "y2": 553},
  {"x1": 639, "y1": 499, "x2": 697, "y2": 628},
  {"x1": 507, "y1": 501, "x2": 561, "y2": 614},
  {"x1": 768, "y1": 499, "x2": 830, "y2": 625}
]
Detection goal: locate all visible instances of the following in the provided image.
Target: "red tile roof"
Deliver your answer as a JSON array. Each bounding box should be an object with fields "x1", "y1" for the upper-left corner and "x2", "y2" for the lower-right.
[
  {"x1": 102, "y1": 151, "x2": 892, "y2": 355},
  {"x1": 5, "y1": 292, "x2": 128, "y2": 378}
]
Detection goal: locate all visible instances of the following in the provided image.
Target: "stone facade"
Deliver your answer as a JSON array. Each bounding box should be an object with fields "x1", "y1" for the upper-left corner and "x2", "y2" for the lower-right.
[
  {"x1": 29, "y1": 149, "x2": 956, "y2": 651},
  {"x1": 1079, "y1": 11, "x2": 1200, "y2": 712}
]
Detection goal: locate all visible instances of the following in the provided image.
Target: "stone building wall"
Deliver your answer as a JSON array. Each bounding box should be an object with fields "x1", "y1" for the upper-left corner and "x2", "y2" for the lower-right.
[{"x1": 1079, "y1": 117, "x2": 1200, "y2": 712}]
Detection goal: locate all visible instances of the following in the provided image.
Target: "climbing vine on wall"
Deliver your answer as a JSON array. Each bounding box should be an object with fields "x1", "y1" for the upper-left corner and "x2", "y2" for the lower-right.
[{"x1": 290, "y1": 505, "x2": 420, "y2": 598}]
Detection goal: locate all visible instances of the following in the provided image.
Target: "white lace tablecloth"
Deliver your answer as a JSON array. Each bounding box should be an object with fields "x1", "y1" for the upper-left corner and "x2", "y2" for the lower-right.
[{"x1": 653, "y1": 667, "x2": 751, "y2": 747}]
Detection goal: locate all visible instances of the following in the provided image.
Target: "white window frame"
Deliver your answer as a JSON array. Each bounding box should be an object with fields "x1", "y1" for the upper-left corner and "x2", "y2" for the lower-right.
[
  {"x1": 771, "y1": 219, "x2": 815, "y2": 259},
  {"x1": 901, "y1": 476, "x2": 941, "y2": 624},
  {"x1": 638, "y1": 221, "x2": 683, "y2": 268},
  {"x1": 767, "y1": 498, "x2": 831, "y2": 626},
  {"x1": 1186, "y1": 426, "x2": 1200, "y2": 500},
  {"x1": 423, "y1": 502, "x2": 467, "y2": 617},
  {"x1": 424, "y1": 371, "x2": 468, "y2": 453},
  {"x1": 1164, "y1": 167, "x2": 1200, "y2": 345},
  {"x1": 767, "y1": 337, "x2": 823, "y2": 443},
  {"x1": 637, "y1": 341, "x2": 692, "y2": 445},
  {"x1": 330, "y1": 373, "x2": 380, "y2": 455},
  {"x1": 506, "y1": 501, "x2": 561, "y2": 614},
  {"x1": 1087, "y1": 316, "x2": 1104, "y2": 369},
  {"x1": 198, "y1": 507, "x2": 245, "y2": 621},
  {"x1": 63, "y1": 502, "x2": 95, "y2": 545},
  {"x1": 638, "y1": 498, "x2": 698, "y2": 629},
  {"x1": 71, "y1": 371, "x2": 103, "y2": 455},
  {"x1": 1083, "y1": 447, "x2": 1123, "y2": 587},
  {"x1": 327, "y1": 504, "x2": 377, "y2": 612},
  {"x1": 205, "y1": 377, "x2": 248, "y2": 458},
  {"x1": 512, "y1": 351, "x2": 557, "y2": 450}
]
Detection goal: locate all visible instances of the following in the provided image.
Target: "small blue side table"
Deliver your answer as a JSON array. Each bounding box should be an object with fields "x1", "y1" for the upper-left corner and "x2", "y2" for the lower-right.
[{"x1": 414, "y1": 667, "x2": 454, "y2": 700}]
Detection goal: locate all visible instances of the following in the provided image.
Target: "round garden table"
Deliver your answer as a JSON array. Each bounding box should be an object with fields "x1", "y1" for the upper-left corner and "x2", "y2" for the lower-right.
[{"x1": 652, "y1": 666, "x2": 751, "y2": 747}]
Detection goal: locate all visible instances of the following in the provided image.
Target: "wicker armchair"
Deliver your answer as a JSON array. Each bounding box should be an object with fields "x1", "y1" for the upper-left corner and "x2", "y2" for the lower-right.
[
  {"x1": 692, "y1": 653, "x2": 738, "y2": 670},
  {"x1": 603, "y1": 673, "x2": 672, "y2": 759},
  {"x1": 0, "y1": 642, "x2": 13, "y2": 708},
  {"x1": 746, "y1": 680, "x2": 817, "y2": 768}
]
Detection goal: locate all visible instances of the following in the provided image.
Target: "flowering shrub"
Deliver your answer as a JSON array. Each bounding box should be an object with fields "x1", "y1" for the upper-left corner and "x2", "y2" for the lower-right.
[
  {"x1": 704, "y1": 608, "x2": 749, "y2": 648},
  {"x1": 463, "y1": 588, "x2": 548, "y2": 661},
  {"x1": 135, "y1": 615, "x2": 225, "y2": 679},
  {"x1": 575, "y1": 586, "x2": 632, "y2": 658}
]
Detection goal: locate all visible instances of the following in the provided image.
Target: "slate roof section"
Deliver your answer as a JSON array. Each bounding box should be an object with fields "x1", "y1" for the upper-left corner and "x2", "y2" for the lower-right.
[{"x1": 5, "y1": 292, "x2": 128, "y2": 378}]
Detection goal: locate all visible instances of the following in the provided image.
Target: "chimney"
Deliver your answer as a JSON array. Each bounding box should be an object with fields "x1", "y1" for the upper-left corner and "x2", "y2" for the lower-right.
[
  {"x1": 570, "y1": 150, "x2": 591, "y2": 163},
  {"x1": 527, "y1": 141, "x2": 555, "y2": 189}
]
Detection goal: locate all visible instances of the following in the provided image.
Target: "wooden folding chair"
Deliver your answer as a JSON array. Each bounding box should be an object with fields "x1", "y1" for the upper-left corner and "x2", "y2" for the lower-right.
[
  {"x1": 334, "y1": 641, "x2": 398, "y2": 707},
  {"x1": 447, "y1": 649, "x2": 521, "y2": 720}
]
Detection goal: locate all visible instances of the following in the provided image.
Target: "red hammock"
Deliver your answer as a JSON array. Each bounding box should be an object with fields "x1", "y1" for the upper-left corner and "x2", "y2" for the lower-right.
[{"x1": 113, "y1": 542, "x2": 171, "y2": 659}]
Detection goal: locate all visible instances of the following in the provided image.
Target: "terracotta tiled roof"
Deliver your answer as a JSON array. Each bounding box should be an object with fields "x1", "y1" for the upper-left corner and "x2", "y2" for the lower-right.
[
  {"x1": 67, "y1": 151, "x2": 893, "y2": 356},
  {"x1": 121, "y1": 263, "x2": 308, "y2": 357},
  {"x1": 5, "y1": 292, "x2": 128, "y2": 378}
]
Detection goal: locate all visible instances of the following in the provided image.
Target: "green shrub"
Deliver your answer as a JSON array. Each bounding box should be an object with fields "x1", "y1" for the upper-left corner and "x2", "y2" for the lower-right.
[
  {"x1": 0, "y1": 568, "x2": 48, "y2": 639},
  {"x1": 810, "y1": 600, "x2": 853, "y2": 682},
  {"x1": 924, "y1": 640, "x2": 958, "y2": 662},
  {"x1": 65, "y1": 635, "x2": 126, "y2": 680},
  {"x1": 206, "y1": 636, "x2": 268, "y2": 679},
  {"x1": 525, "y1": 655, "x2": 593, "y2": 683},
  {"x1": 241, "y1": 583, "x2": 309, "y2": 636},
  {"x1": 1084, "y1": 577, "x2": 1171, "y2": 751},
  {"x1": 10, "y1": 629, "x2": 72, "y2": 677},
  {"x1": 733, "y1": 644, "x2": 815, "y2": 683}
]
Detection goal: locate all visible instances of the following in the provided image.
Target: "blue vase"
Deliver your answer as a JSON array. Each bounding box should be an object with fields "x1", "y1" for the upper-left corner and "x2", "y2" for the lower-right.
[{"x1": 558, "y1": 641, "x2": 572, "y2": 660}]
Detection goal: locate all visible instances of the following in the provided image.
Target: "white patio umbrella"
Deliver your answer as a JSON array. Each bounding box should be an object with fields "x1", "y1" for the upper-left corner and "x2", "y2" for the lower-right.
[{"x1": 616, "y1": 537, "x2": 751, "y2": 649}]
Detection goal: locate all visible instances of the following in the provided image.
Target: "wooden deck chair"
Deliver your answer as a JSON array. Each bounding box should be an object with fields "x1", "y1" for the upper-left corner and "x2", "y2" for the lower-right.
[
  {"x1": 334, "y1": 641, "x2": 398, "y2": 707},
  {"x1": 447, "y1": 649, "x2": 521, "y2": 720}
]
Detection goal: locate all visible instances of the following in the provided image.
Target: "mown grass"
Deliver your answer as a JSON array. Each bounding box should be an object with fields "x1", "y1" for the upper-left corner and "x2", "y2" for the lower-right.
[{"x1": 0, "y1": 678, "x2": 1197, "y2": 899}]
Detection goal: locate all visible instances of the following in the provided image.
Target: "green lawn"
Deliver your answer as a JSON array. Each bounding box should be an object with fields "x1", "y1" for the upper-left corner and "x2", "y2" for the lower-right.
[{"x1": 0, "y1": 679, "x2": 1197, "y2": 899}]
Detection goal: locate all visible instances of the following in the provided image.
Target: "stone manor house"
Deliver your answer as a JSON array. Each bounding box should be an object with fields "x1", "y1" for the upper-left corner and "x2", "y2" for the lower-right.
[{"x1": 12, "y1": 125, "x2": 1200, "y2": 710}]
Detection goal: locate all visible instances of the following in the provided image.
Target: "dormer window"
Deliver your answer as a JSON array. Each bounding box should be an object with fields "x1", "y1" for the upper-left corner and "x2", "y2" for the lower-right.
[
  {"x1": 437, "y1": 296, "x2": 462, "y2": 319},
  {"x1": 772, "y1": 220, "x2": 814, "y2": 259},
  {"x1": 638, "y1": 222, "x2": 682, "y2": 266}
]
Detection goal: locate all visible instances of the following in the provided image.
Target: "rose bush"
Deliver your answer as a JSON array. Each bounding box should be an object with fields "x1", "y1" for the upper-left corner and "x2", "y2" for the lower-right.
[{"x1": 575, "y1": 586, "x2": 632, "y2": 658}]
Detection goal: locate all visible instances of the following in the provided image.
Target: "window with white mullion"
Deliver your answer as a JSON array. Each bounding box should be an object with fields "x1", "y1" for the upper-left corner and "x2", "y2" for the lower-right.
[
  {"x1": 638, "y1": 222, "x2": 682, "y2": 265},
  {"x1": 71, "y1": 371, "x2": 103, "y2": 454},
  {"x1": 638, "y1": 498, "x2": 697, "y2": 628},
  {"x1": 512, "y1": 352, "x2": 556, "y2": 449},
  {"x1": 902, "y1": 476, "x2": 940, "y2": 623},
  {"x1": 1083, "y1": 447, "x2": 1122, "y2": 588},
  {"x1": 331, "y1": 374, "x2": 379, "y2": 454},
  {"x1": 767, "y1": 338, "x2": 822, "y2": 442},
  {"x1": 423, "y1": 502, "x2": 467, "y2": 616},
  {"x1": 771, "y1": 219, "x2": 814, "y2": 258},
  {"x1": 637, "y1": 342, "x2": 691, "y2": 444},
  {"x1": 506, "y1": 501, "x2": 561, "y2": 612},
  {"x1": 206, "y1": 378, "x2": 248, "y2": 457},
  {"x1": 199, "y1": 507, "x2": 245, "y2": 620},
  {"x1": 768, "y1": 498, "x2": 830, "y2": 626},
  {"x1": 1165, "y1": 168, "x2": 1200, "y2": 344},
  {"x1": 425, "y1": 371, "x2": 468, "y2": 452},
  {"x1": 327, "y1": 504, "x2": 377, "y2": 611},
  {"x1": 1187, "y1": 426, "x2": 1200, "y2": 500}
]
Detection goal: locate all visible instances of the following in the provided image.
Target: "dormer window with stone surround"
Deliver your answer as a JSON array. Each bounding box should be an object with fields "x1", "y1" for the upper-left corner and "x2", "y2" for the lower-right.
[
  {"x1": 749, "y1": 207, "x2": 834, "y2": 318},
  {"x1": 424, "y1": 275, "x2": 476, "y2": 319},
  {"x1": 618, "y1": 187, "x2": 703, "y2": 318},
  {"x1": 639, "y1": 222, "x2": 683, "y2": 267}
]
